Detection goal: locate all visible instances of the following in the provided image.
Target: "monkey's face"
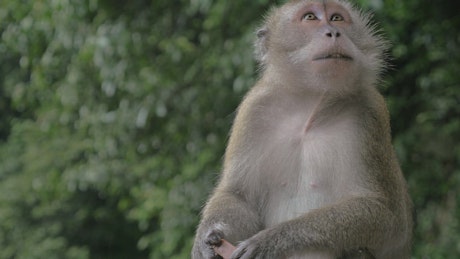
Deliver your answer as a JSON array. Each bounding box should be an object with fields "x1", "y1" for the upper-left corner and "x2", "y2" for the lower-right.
[{"x1": 261, "y1": 0, "x2": 383, "y2": 91}]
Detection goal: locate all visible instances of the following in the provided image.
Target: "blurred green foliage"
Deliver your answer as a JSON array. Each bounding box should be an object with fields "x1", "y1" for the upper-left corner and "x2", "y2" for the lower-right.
[{"x1": 0, "y1": 0, "x2": 458, "y2": 258}]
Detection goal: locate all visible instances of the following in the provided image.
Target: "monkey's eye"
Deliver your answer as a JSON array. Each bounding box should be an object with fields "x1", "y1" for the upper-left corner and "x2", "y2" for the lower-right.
[
  {"x1": 302, "y1": 13, "x2": 317, "y2": 21},
  {"x1": 330, "y1": 14, "x2": 344, "y2": 21}
]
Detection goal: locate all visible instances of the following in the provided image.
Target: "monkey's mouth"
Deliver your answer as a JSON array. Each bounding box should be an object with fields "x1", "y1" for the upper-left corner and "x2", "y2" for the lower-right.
[{"x1": 313, "y1": 53, "x2": 353, "y2": 61}]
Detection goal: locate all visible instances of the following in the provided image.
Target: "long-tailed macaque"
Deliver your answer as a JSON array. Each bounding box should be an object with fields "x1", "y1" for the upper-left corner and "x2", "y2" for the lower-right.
[{"x1": 192, "y1": 0, "x2": 413, "y2": 258}]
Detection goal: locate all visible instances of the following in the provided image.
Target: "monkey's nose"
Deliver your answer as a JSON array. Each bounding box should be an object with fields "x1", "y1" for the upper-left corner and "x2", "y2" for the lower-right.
[{"x1": 326, "y1": 30, "x2": 341, "y2": 38}]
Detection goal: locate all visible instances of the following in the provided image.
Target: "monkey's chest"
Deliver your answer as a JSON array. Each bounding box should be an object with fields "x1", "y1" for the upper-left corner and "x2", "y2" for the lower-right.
[{"x1": 260, "y1": 115, "x2": 364, "y2": 226}]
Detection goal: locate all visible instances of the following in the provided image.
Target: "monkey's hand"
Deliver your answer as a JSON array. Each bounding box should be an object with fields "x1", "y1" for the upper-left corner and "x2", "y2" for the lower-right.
[
  {"x1": 230, "y1": 228, "x2": 281, "y2": 259},
  {"x1": 192, "y1": 225, "x2": 227, "y2": 259}
]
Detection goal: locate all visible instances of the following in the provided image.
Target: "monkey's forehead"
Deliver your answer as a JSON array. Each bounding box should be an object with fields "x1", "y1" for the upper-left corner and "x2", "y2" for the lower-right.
[
  {"x1": 285, "y1": 0, "x2": 352, "y2": 6},
  {"x1": 268, "y1": 0, "x2": 364, "y2": 26},
  {"x1": 277, "y1": 0, "x2": 359, "y2": 16}
]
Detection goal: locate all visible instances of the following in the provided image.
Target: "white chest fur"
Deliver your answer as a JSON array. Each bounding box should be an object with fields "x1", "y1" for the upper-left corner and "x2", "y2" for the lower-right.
[{"x1": 247, "y1": 98, "x2": 367, "y2": 227}]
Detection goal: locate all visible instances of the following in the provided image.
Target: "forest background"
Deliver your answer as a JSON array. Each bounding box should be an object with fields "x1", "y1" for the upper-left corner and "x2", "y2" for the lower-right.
[{"x1": 0, "y1": 0, "x2": 459, "y2": 258}]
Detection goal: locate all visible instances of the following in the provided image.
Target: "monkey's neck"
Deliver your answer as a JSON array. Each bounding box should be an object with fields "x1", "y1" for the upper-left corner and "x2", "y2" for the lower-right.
[{"x1": 303, "y1": 90, "x2": 328, "y2": 133}]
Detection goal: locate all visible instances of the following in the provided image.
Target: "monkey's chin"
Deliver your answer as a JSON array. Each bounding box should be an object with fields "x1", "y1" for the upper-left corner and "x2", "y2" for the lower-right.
[
  {"x1": 311, "y1": 59, "x2": 355, "y2": 77},
  {"x1": 306, "y1": 62, "x2": 359, "y2": 90}
]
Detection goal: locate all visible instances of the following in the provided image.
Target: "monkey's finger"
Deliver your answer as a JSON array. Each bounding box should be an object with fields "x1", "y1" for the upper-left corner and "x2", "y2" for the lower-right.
[
  {"x1": 205, "y1": 228, "x2": 225, "y2": 246},
  {"x1": 213, "y1": 239, "x2": 236, "y2": 259}
]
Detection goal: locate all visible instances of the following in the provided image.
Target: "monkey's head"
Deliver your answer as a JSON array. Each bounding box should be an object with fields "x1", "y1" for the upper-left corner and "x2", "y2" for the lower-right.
[{"x1": 255, "y1": 0, "x2": 387, "y2": 92}]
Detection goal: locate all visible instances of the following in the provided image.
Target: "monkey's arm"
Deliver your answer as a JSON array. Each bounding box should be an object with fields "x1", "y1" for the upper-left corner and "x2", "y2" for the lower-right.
[
  {"x1": 192, "y1": 189, "x2": 262, "y2": 259},
  {"x1": 231, "y1": 196, "x2": 399, "y2": 259}
]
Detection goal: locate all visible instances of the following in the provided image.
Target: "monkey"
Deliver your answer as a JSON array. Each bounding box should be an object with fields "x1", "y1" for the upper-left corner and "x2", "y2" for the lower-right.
[{"x1": 192, "y1": 0, "x2": 413, "y2": 258}]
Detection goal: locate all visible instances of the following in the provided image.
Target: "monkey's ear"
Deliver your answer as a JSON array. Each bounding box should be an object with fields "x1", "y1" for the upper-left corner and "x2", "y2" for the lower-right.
[{"x1": 254, "y1": 26, "x2": 269, "y2": 65}]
